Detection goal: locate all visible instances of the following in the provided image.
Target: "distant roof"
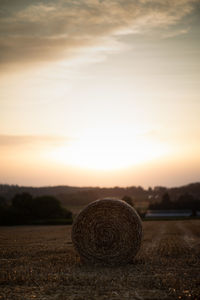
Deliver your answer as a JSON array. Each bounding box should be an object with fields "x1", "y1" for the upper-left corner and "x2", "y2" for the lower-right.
[
  {"x1": 147, "y1": 210, "x2": 192, "y2": 213},
  {"x1": 145, "y1": 210, "x2": 192, "y2": 217}
]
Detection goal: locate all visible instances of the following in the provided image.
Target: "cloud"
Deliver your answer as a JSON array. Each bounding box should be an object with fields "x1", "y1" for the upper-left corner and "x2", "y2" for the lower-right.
[
  {"x1": 161, "y1": 27, "x2": 190, "y2": 39},
  {"x1": 0, "y1": 0, "x2": 198, "y2": 69},
  {"x1": 0, "y1": 134, "x2": 69, "y2": 147}
]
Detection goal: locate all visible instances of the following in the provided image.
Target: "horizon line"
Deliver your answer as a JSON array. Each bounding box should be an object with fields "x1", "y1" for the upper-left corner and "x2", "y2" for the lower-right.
[{"x1": 1, "y1": 181, "x2": 199, "y2": 190}]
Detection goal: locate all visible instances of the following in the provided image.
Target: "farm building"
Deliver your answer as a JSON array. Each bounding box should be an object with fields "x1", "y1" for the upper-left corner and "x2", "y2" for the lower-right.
[{"x1": 145, "y1": 210, "x2": 193, "y2": 218}]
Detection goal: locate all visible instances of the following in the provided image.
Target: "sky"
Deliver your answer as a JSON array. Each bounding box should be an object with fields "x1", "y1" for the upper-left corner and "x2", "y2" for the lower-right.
[{"x1": 0, "y1": 0, "x2": 200, "y2": 188}]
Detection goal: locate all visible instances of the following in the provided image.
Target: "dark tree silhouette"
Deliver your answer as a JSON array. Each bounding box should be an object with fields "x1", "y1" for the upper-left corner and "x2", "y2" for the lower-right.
[
  {"x1": 0, "y1": 193, "x2": 72, "y2": 225},
  {"x1": 162, "y1": 192, "x2": 171, "y2": 209},
  {"x1": 122, "y1": 195, "x2": 134, "y2": 207},
  {"x1": 176, "y1": 193, "x2": 200, "y2": 215},
  {"x1": 12, "y1": 192, "x2": 33, "y2": 212},
  {"x1": 149, "y1": 191, "x2": 200, "y2": 215},
  {"x1": 32, "y1": 195, "x2": 71, "y2": 219}
]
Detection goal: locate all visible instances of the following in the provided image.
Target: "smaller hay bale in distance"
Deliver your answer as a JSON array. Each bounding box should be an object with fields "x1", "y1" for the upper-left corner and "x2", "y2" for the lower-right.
[{"x1": 71, "y1": 198, "x2": 142, "y2": 265}]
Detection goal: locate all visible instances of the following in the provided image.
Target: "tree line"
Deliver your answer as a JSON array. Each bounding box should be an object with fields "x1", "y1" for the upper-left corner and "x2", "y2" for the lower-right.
[
  {"x1": 149, "y1": 192, "x2": 200, "y2": 216},
  {"x1": 0, "y1": 193, "x2": 72, "y2": 225}
]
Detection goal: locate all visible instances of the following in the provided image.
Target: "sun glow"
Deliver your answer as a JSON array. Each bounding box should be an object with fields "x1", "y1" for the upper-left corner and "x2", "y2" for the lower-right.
[{"x1": 49, "y1": 127, "x2": 170, "y2": 171}]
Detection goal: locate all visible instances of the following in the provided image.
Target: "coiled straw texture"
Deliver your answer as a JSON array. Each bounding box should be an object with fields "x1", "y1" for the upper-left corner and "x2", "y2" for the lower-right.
[{"x1": 71, "y1": 198, "x2": 142, "y2": 265}]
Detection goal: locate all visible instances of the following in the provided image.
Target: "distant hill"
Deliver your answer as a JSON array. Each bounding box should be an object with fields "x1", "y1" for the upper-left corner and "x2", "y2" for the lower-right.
[
  {"x1": 169, "y1": 182, "x2": 200, "y2": 198},
  {"x1": 0, "y1": 182, "x2": 200, "y2": 208},
  {"x1": 0, "y1": 184, "x2": 91, "y2": 201}
]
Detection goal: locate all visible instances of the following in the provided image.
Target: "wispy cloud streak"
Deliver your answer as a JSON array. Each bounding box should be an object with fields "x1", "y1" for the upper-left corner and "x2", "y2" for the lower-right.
[
  {"x1": 0, "y1": 0, "x2": 198, "y2": 67},
  {"x1": 0, "y1": 135, "x2": 69, "y2": 147}
]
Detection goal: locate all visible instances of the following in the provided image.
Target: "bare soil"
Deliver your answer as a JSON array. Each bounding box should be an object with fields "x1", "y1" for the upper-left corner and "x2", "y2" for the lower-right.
[{"x1": 0, "y1": 220, "x2": 199, "y2": 299}]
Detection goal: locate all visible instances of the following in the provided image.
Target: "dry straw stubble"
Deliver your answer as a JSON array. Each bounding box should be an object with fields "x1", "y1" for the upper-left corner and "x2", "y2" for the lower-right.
[{"x1": 71, "y1": 198, "x2": 142, "y2": 266}]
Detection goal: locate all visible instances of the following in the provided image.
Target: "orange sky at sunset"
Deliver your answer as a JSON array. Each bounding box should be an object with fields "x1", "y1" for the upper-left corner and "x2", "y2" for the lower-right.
[{"x1": 0, "y1": 0, "x2": 200, "y2": 188}]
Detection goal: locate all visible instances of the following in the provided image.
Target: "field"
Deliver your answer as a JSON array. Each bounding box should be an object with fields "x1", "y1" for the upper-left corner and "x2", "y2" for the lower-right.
[{"x1": 0, "y1": 220, "x2": 199, "y2": 300}]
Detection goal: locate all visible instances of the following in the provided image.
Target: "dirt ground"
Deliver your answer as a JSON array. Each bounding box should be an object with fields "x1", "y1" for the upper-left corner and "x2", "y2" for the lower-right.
[{"x1": 0, "y1": 220, "x2": 199, "y2": 300}]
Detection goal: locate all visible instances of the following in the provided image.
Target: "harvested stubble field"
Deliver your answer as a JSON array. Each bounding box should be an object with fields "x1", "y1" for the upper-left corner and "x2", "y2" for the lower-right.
[{"x1": 0, "y1": 220, "x2": 199, "y2": 300}]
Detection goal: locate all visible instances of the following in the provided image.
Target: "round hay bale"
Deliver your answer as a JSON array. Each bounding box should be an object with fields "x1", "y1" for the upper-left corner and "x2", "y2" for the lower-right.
[{"x1": 71, "y1": 198, "x2": 142, "y2": 265}]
